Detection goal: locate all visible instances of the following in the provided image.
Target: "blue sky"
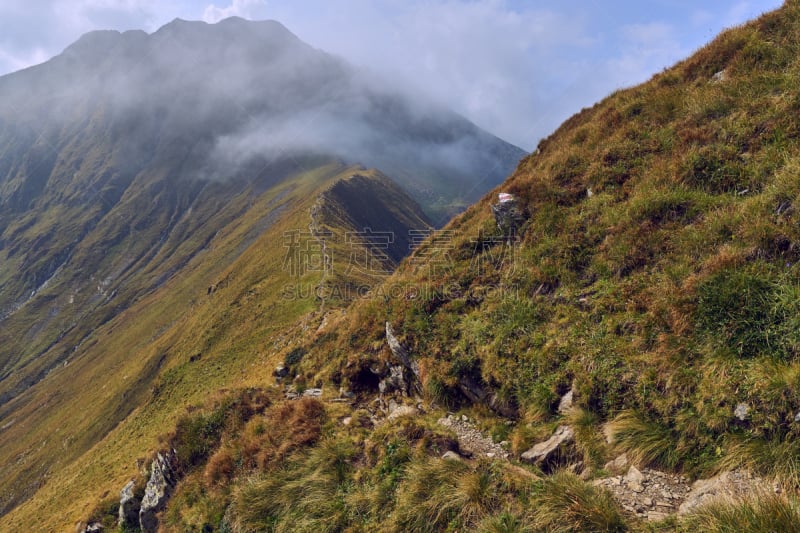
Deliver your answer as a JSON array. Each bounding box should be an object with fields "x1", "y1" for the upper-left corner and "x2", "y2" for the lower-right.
[{"x1": 0, "y1": 0, "x2": 783, "y2": 149}]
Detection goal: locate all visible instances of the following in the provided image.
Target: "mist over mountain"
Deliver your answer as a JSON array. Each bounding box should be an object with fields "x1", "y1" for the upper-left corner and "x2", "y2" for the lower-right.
[{"x1": 0, "y1": 17, "x2": 523, "y2": 222}]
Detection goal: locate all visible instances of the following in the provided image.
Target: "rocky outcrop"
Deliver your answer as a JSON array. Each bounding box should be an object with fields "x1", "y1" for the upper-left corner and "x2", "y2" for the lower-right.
[
  {"x1": 490, "y1": 193, "x2": 526, "y2": 241},
  {"x1": 379, "y1": 365, "x2": 409, "y2": 395},
  {"x1": 594, "y1": 466, "x2": 774, "y2": 521},
  {"x1": 384, "y1": 322, "x2": 421, "y2": 396},
  {"x1": 139, "y1": 450, "x2": 178, "y2": 533},
  {"x1": 273, "y1": 364, "x2": 289, "y2": 379},
  {"x1": 594, "y1": 466, "x2": 692, "y2": 521},
  {"x1": 520, "y1": 425, "x2": 575, "y2": 472},
  {"x1": 118, "y1": 480, "x2": 139, "y2": 528},
  {"x1": 438, "y1": 414, "x2": 509, "y2": 459},
  {"x1": 603, "y1": 453, "x2": 630, "y2": 475},
  {"x1": 678, "y1": 470, "x2": 773, "y2": 515},
  {"x1": 557, "y1": 389, "x2": 574, "y2": 415}
]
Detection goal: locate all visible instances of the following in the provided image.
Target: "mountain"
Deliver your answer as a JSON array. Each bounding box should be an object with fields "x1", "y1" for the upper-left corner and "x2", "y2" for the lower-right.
[
  {"x1": 0, "y1": 16, "x2": 523, "y2": 526},
  {"x1": 39, "y1": 3, "x2": 800, "y2": 531}
]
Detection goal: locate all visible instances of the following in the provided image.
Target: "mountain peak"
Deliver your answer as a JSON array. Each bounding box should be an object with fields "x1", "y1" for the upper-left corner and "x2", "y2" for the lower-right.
[{"x1": 153, "y1": 16, "x2": 300, "y2": 44}]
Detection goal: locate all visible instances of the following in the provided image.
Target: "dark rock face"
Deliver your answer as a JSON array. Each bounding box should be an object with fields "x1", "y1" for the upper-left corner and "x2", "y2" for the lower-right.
[
  {"x1": 491, "y1": 194, "x2": 526, "y2": 240},
  {"x1": 118, "y1": 479, "x2": 139, "y2": 528},
  {"x1": 385, "y1": 322, "x2": 421, "y2": 395},
  {"x1": 139, "y1": 450, "x2": 178, "y2": 532}
]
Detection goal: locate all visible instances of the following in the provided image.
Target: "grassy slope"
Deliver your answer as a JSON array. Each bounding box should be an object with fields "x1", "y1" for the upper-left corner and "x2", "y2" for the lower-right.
[
  {"x1": 0, "y1": 162, "x2": 430, "y2": 531},
  {"x1": 301, "y1": 1, "x2": 800, "y2": 459},
  {"x1": 9, "y1": 3, "x2": 800, "y2": 531},
  {"x1": 171, "y1": 3, "x2": 800, "y2": 530}
]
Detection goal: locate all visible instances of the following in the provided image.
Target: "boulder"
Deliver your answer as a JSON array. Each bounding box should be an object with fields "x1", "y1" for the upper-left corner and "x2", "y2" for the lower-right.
[
  {"x1": 386, "y1": 322, "x2": 421, "y2": 385},
  {"x1": 678, "y1": 470, "x2": 771, "y2": 515},
  {"x1": 118, "y1": 479, "x2": 139, "y2": 528},
  {"x1": 604, "y1": 453, "x2": 629, "y2": 475},
  {"x1": 442, "y1": 451, "x2": 462, "y2": 461},
  {"x1": 520, "y1": 425, "x2": 575, "y2": 472},
  {"x1": 557, "y1": 389, "x2": 574, "y2": 415},
  {"x1": 139, "y1": 450, "x2": 177, "y2": 533},
  {"x1": 490, "y1": 193, "x2": 526, "y2": 240},
  {"x1": 626, "y1": 466, "x2": 645, "y2": 493},
  {"x1": 273, "y1": 364, "x2": 289, "y2": 379},
  {"x1": 734, "y1": 402, "x2": 750, "y2": 421},
  {"x1": 387, "y1": 405, "x2": 419, "y2": 421}
]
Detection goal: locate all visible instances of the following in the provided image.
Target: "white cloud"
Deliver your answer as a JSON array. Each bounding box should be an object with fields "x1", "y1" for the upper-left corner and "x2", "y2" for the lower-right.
[
  {"x1": 0, "y1": 0, "x2": 786, "y2": 150},
  {"x1": 203, "y1": 0, "x2": 266, "y2": 23}
]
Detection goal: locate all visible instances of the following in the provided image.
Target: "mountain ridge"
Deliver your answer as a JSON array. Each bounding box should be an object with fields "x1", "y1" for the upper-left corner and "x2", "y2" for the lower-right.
[
  {"x1": 0, "y1": 16, "x2": 523, "y2": 524},
  {"x1": 62, "y1": 3, "x2": 800, "y2": 531}
]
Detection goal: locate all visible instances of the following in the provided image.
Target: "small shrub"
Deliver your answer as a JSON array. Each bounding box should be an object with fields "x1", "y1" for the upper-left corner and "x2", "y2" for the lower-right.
[
  {"x1": 682, "y1": 492, "x2": 800, "y2": 533},
  {"x1": 391, "y1": 458, "x2": 500, "y2": 531},
  {"x1": 696, "y1": 269, "x2": 776, "y2": 358},
  {"x1": 531, "y1": 471, "x2": 628, "y2": 532},
  {"x1": 682, "y1": 145, "x2": 749, "y2": 194},
  {"x1": 284, "y1": 346, "x2": 306, "y2": 366},
  {"x1": 721, "y1": 435, "x2": 800, "y2": 488},
  {"x1": 172, "y1": 407, "x2": 227, "y2": 470},
  {"x1": 608, "y1": 410, "x2": 682, "y2": 469},
  {"x1": 477, "y1": 511, "x2": 531, "y2": 533}
]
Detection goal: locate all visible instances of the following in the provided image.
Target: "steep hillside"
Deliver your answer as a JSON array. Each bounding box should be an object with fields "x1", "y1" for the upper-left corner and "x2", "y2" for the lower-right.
[
  {"x1": 0, "y1": 16, "x2": 522, "y2": 423},
  {"x1": 304, "y1": 0, "x2": 800, "y2": 472},
  {"x1": 0, "y1": 163, "x2": 430, "y2": 529},
  {"x1": 0, "y1": 17, "x2": 524, "y2": 524},
  {"x1": 93, "y1": 3, "x2": 800, "y2": 532}
]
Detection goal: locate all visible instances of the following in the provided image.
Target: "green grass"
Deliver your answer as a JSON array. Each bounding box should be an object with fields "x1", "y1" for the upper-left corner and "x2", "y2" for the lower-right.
[
  {"x1": 531, "y1": 472, "x2": 628, "y2": 532},
  {"x1": 681, "y1": 493, "x2": 800, "y2": 533},
  {"x1": 12, "y1": 2, "x2": 800, "y2": 530}
]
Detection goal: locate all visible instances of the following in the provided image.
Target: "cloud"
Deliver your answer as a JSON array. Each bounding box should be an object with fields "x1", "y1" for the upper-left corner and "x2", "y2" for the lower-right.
[
  {"x1": 0, "y1": 0, "x2": 162, "y2": 76},
  {"x1": 203, "y1": 0, "x2": 267, "y2": 23},
  {"x1": 0, "y1": 0, "x2": 786, "y2": 151}
]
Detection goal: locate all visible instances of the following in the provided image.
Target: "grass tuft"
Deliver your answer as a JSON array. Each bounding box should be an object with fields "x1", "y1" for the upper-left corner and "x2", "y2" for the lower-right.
[{"x1": 531, "y1": 471, "x2": 628, "y2": 532}]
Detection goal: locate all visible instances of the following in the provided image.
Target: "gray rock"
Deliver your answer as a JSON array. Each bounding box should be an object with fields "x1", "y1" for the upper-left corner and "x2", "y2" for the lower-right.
[
  {"x1": 442, "y1": 451, "x2": 462, "y2": 461},
  {"x1": 678, "y1": 470, "x2": 768, "y2": 515},
  {"x1": 379, "y1": 365, "x2": 407, "y2": 395},
  {"x1": 520, "y1": 425, "x2": 575, "y2": 472},
  {"x1": 302, "y1": 388, "x2": 323, "y2": 398},
  {"x1": 387, "y1": 405, "x2": 419, "y2": 421},
  {"x1": 626, "y1": 466, "x2": 644, "y2": 485},
  {"x1": 558, "y1": 389, "x2": 574, "y2": 415},
  {"x1": 139, "y1": 450, "x2": 177, "y2": 533},
  {"x1": 118, "y1": 479, "x2": 139, "y2": 528},
  {"x1": 794, "y1": 411, "x2": 800, "y2": 423},
  {"x1": 491, "y1": 194, "x2": 526, "y2": 240},
  {"x1": 734, "y1": 402, "x2": 750, "y2": 421},
  {"x1": 338, "y1": 387, "x2": 355, "y2": 399},
  {"x1": 84, "y1": 524, "x2": 104, "y2": 532},
  {"x1": 604, "y1": 453, "x2": 629, "y2": 475},
  {"x1": 273, "y1": 364, "x2": 289, "y2": 378},
  {"x1": 386, "y1": 322, "x2": 422, "y2": 392}
]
